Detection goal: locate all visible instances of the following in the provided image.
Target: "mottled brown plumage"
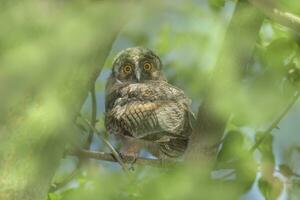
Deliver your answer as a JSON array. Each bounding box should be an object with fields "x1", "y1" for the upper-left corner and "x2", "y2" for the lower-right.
[{"x1": 105, "y1": 47, "x2": 194, "y2": 158}]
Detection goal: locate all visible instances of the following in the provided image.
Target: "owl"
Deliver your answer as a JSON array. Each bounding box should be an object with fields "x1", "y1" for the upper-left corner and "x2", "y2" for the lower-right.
[{"x1": 105, "y1": 47, "x2": 194, "y2": 159}]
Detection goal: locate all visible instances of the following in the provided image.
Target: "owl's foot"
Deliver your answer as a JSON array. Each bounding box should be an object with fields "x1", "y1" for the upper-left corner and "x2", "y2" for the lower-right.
[
  {"x1": 120, "y1": 144, "x2": 140, "y2": 171},
  {"x1": 127, "y1": 156, "x2": 138, "y2": 171},
  {"x1": 120, "y1": 151, "x2": 139, "y2": 171}
]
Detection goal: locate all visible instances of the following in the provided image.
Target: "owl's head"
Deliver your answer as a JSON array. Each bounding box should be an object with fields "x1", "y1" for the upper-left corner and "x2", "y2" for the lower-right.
[{"x1": 111, "y1": 47, "x2": 165, "y2": 82}]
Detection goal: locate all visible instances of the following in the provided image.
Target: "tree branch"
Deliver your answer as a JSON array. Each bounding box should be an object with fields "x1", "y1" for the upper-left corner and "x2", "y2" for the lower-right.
[
  {"x1": 50, "y1": 83, "x2": 99, "y2": 192},
  {"x1": 86, "y1": 84, "x2": 97, "y2": 149},
  {"x1": 79, "y1": 116, "x2": 129, "y2": 172},
  {"x1": 0, "y1": 2, "x2": 136, "y2": 199},
  {"x1": 186, "y1": 0, "x2": 264, "y2": 162},
  {"x1": 248, "y1": 0, "x2": 300, "y2": 34},
  {"x1": 250, "y1": 90, "x2": 300, "y2": 152},
  {"x1": 70, "y1": 148, "x2": 176, "y2": 168}
]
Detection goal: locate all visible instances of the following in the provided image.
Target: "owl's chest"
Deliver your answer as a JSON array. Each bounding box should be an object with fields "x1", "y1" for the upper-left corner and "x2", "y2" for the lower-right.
[
  {"x1": 114, "y1": 82, "x2": 182, "y2": 105},
  {"x1": 107, "y1": 86, "x2": 186, "y2": 139}
]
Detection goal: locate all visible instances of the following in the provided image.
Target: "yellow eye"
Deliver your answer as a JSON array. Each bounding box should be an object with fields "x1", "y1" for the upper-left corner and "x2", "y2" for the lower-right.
[
  {"x1": 123, "y1": 65, "x2": 132, "y2": 74},
  {"x1": 143, "y1": 62, "x2": 153, "y2": 71}
]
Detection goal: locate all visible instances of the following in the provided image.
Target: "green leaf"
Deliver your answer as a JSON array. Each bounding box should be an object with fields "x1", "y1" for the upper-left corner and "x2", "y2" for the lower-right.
[
  {"x1": 216, "y1": 130, "x2": 244, "y2": 164},
  {"x1": 216, "y1": 130, "x2": 257, "y2": 192},
  {"x1": 258, "y1": 177, "x2": 283, "y2": 200},
  {"x1": 279, "y1": 164, "x2": 294, "y2": 178},
  {"x1": 208, "y1": 0, "x2": 226, "y2": 11},
  {"x1": 287, "y1": 62, "x2": 300, "y2": 84},
  {"x1": 47, "y1": 193, "x2": 61, "y2": 200},
  {"x1": 255, "y1": 132, "x2": 275, "y2": 163},
  {"x1": 264, "y1": 38, "x2": 296, "y2": 70}
]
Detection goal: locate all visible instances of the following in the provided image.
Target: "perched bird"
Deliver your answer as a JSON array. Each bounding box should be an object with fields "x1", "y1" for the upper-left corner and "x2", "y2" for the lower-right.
[{"x1": 105, "y1": 47, "x2": 194, "y2": 159}]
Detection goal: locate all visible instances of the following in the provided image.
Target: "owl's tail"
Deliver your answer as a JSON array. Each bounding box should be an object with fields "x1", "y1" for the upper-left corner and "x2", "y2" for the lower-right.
[{"x1": 159, "y1": 138, "x2": 189, "y2": 158}]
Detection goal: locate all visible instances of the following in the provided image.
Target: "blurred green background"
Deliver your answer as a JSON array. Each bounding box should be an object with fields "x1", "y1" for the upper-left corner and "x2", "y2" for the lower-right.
[{"x1": 1, "y1": 0, "x2": 300, "y2": 200}]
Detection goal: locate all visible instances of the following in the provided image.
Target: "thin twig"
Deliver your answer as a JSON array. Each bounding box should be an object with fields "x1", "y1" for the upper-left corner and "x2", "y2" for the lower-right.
[
  {"x1": 275, "y1": 169, "x2": 300, "y2": 178},
  {"x1": 248, "y1": 0, "x2": 300, "y2": 34},
  {"x1": 71, "y1": 148, "x2": 176, "y2": 168},
  {"x1": 49, "y1": 168, "x2": 80, "y2": 192},
  {"x1": 250, "y1": 91, "x2": 300, "y2": 152},
  {"x1": 79, "y1": 115, "x2": 129, "y2": 172},
  {"x1": 85, "y1": 84, "x2": 97, "y2": 149},
  {"x1": 49, "y1": 85, "x2": 99, "y2": 192}
]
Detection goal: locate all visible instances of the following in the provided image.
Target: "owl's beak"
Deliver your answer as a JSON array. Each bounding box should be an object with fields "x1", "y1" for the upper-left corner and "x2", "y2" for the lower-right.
[{"x1": 135, "y1": 67, "x2": 141, "y2": 82}]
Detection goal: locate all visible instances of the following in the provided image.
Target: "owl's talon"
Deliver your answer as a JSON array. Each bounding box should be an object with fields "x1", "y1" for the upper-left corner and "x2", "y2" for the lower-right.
[
  {"x1": 128, "y1": 161, "x2": 136, "y2": 171},
  {"x1": 124, "y1": 153, "x2": 138, "y2": 171},
  {"x1": 129, "y1": 156, "x2": 138, "y2": 170},
  {"x1": 119, "y1": 150, "x2": 138, "y2": 170}
]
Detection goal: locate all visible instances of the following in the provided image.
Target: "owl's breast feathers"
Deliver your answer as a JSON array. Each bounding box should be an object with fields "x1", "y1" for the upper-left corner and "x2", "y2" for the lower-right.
[{"x1": 105, "y1": 80, "x2": 194, "y2": 157}]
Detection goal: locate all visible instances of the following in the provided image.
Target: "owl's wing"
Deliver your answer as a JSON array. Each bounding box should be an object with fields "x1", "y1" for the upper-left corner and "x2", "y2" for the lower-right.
[
  {"x1": 107, "y1": 101, "x2": 164, "y2": 138},
  {"x1": 105, "y1": 76, "x2": 130, "y2": 112},
  {"x1": 117, "y1": 81, "x2": 190, "y2": 103},
  {"x1": 107, "y1": 87, "x2": 192, "y2": 139},
  {"x1": 105, "y1": 81, "x2": 194, "y2": 158}
]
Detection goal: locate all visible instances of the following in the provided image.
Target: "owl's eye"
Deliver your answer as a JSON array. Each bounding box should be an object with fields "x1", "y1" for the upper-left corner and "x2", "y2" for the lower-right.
[
  {"x1": 143, "y1": 62, "x2": 153, "y2": 71},
  {"x1": 123, "y1": 65, "x2": 132, "y2": 74}
]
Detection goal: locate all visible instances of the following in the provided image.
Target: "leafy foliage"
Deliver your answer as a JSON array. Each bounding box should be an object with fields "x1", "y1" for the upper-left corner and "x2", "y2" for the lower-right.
[{"x1": 1, "y1": 0, "x2": 300, "y2": 200}]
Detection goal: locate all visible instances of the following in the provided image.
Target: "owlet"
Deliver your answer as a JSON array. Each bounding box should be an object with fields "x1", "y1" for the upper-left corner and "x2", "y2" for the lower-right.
[{"x1": 105, "y1": 47, "x2": 194, "y2": 159}]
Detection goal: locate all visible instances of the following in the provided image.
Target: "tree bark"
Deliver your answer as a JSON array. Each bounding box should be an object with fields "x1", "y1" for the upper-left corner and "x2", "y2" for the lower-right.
[
  {"x1": 186, "y1": 0, "x2": 265, "y2": 163},
  {"x1": 0, "y1": 1, "x2": 133, "y2": 200}
]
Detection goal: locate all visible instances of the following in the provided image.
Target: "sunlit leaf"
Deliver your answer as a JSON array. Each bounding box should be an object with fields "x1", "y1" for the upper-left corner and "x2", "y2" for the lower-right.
[
  {"x1": 47, "y1": 193, "x2": 61, "y2": 200},
  {"x1": 255, "y1": 132, "x2": 275, "y2": 163},
  {"x1": 216, "y1": 130, "x2": 244, "y2": 164},
  {"x1": 258, "y1": 176, "x2": 283, "y2": 200},
  {"x1": 208, "y1": 0, "x2": 226, "y2": 11},
  {"x1": 279, "y1": 164, "x2": 294, "y2": 178},
  {"x1": 216, "y1": 130, "x2": 257, "y2": 192}
]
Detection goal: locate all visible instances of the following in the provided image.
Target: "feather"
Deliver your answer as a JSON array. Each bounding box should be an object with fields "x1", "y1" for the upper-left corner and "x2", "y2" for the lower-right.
[{"x1": 105, "y1": 47, "x2": 194, "y2": 158}]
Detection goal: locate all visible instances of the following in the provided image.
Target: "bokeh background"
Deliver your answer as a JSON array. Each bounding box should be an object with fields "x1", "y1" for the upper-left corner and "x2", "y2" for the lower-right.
[{"x1": 1, "y1": 0, "x2": 300, "y2": 200}]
